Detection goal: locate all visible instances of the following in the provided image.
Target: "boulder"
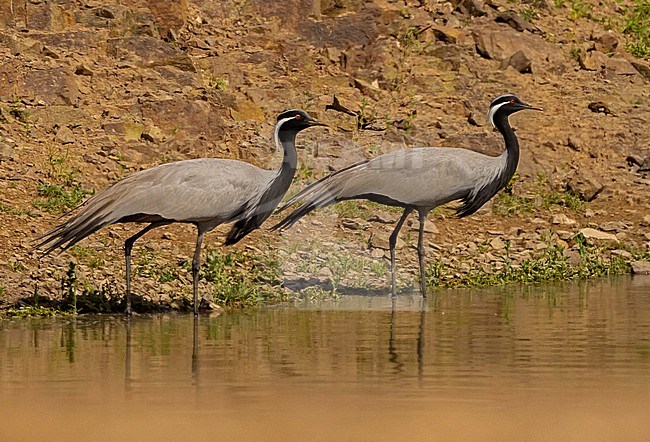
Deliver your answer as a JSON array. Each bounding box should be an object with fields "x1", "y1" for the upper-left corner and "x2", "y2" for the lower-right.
[
  {"x1": 577, "y1": 228, "x2": 619, "y2": 245},
  {"x1": 578, "y1": 50, "x2": 608, "y2": 71},
  {"x1": 370, "y1": 231, "x2": 405, "y2": 250},
  {"x1": 631, "y1": 261, "x2": 650, "y2": 275},
  {"x1": 495, "y1": 12, "x2": 537, "y2": 33},
  {"x1": 593, "y1": 32, "x2": 618, "y2": 53},
  {"x1": 472, "y1": 24, "x2": 565, "y2": 74},
  {"x1": 455, "y1": 0, "x2": 487, "y2": 17},
  {"x1": 631, "y1": 60, "x2": 650, "y2": 81},
  {"x1": 565, "y1": 170, "x2": 604, "y2": 201},
  {"x1": 499, "y1": 50, "x2": 532, "y2": 73}
]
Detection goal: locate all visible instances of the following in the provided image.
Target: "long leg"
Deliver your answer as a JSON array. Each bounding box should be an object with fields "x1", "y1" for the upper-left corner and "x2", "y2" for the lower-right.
[
  {"x1": 417, "y1": 210, "x2": 428, "y2": 297},
  {"x1": 389, "y1": 207, "x2": 413, "y2": 297},
  {"x1": 124, "y1": 223, "x2": 167, "y2": 315},
  {"x1": 192, "y1": 228, "x2": 206, "y2": 316}
]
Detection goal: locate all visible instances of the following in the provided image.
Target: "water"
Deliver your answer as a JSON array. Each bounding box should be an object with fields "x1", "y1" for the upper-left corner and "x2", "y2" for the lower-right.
[{"x1": 1, "y1": 277, "x2": 649, "y2": 441}]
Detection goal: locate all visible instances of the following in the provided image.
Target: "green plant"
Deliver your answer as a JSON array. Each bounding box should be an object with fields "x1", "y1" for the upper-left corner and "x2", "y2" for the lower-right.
[
  {"x1": 68, "y1": 246, "x2": 105, "y2": 269},
  {"x1": 623, "y1": 0, "x2": 650, "y2": 57},
  {"x1": 426, "y1": 241, "x2": 630, "y2": 289},
  {"x1": 521, "y1": 6, "x2": 540, "y2": 22},
  {"x1": 33, "y1": 183, "x2": 89, "y2": 214},
  {"x1": 2, "y1": 305, "x2": 67, "y2": 318},
  {"x1": 8, "y1": 100, "x2": 30, "y2": 123},
  {"x1": 0, "y1": 202, "x2": 33, "y2": 216},
  {"x1": 492, "y1": 174, "x2": 585, "y2": 216},
  {"x1": 569, "y1": 46, "x2": 584, "y2": 60},
  {"x1": 207, "y1": 76, "x2": 229, "y2": 91},
  {"x1": 333, "y1": 200, "x2": 371, "y2": 219},
  {"x1": 201, "y1": 249, "x2": 285, "y2": 307},
  {"x1": 357, "y1": 98, "x2": 376, "y2": 129}
]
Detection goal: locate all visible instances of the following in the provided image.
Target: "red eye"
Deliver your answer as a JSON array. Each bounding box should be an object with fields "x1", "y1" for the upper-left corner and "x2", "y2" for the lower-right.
[
  {"x1": 509, "y1": 99, "x2": 515, "y2": 104},
  {"x1": 295, "y1": 114, "x2": 301, "y2": 119}
]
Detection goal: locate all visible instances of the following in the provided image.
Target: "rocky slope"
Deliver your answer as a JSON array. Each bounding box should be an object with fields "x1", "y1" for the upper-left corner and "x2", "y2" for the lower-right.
[{"x1": 0, "y1": 0, "x2": 648, "y2": 308}]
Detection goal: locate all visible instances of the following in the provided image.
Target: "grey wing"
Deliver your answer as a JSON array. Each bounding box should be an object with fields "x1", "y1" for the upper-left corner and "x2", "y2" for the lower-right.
[
  {"x1": 273, "y1": 148, "x2": 493, "y2": 230},
  {"x1": 35, "y1": 159, "x2": 272, "y2": 253}
]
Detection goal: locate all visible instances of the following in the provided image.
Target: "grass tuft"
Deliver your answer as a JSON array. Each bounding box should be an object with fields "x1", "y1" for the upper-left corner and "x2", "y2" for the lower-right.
[
  {"x1": 623, "y1": 0, "x2": 650, "y2": 57},
  {"x1": 201, "y1": 248, "x2": 286, "y2": 307},
  {"x1": 33, "y1": 183, "x2": 90, "y2": 214}
]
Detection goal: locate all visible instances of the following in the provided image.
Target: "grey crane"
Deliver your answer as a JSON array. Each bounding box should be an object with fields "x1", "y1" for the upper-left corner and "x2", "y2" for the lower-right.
[
  {"x1": 35, "y1": 109, "x2": 326, "y2": 315},
  {"x1": 273, "y1": 95, "x2": 541, "y2": 297}
]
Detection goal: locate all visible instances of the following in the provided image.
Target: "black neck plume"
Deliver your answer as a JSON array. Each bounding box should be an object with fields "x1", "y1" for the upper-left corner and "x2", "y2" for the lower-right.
[
  {"x1": 278, "y1": 129, "x2": 299, "y2": 169},
  {"x1": 223, "y1": 126, "x2": 299, "y2": 245},
  {"x1": 455, "y1": 111, "x2": 520, "y2": 218}
]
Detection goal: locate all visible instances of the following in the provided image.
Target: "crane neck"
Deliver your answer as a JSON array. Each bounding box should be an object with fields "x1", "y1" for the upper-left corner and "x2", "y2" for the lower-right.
[
  {"x1": 494, "y1": 112, "x2": 519, "y2": 185},
  {"x1": 277, "y1": 129, "x2": 299, "y2": 173},
  {"x1": 455, "y1": 111, "x2": 522, "y2": 218}
]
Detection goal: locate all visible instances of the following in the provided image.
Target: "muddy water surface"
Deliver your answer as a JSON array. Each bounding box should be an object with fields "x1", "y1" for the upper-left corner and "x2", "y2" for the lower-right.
[{"x1": 1, "y1": 277, "x2": 649, "y2": 441}]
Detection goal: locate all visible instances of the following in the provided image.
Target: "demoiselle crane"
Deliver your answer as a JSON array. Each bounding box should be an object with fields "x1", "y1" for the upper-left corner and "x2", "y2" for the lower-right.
[
  {"x1": 35, "y1": 109, "x2": 326, "y2": 314},
  {"x1": 273, "y1": 95, "x2": 541, "y2": 296}
]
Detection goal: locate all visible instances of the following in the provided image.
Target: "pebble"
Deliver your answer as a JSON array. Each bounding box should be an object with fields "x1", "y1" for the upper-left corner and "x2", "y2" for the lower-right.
[
  {"x1": 490, "y1": 237, "x2": 506, "y2": 250},
  {"x1": 599, "y1": 221, "x2": 627, "y2": 232},
  {"x1": 551, "y1": 214, "x2": 576, "y2": 225}
]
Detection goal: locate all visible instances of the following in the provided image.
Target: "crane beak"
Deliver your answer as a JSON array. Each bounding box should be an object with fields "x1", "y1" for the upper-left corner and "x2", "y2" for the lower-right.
[
  {"x1": 307, "y1": 119, "x2": 329, "y2": 128},
  {"x1": 522, "y1": 102, "x2": 543, "y2": 111}
]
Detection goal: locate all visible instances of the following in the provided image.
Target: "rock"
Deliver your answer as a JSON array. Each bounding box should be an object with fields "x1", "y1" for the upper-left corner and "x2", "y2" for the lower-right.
[
  {"x1": 611, "y1": 249, "x2": 633, "y2": 259},
  {"x1": 409, "y1": 218, "x2": 439, "y2": 234},
  {"x1": 599, "y1": 221, "x2": 627, "y2": 232},
  {"x1": 74, "y1": 64, "x2": 94, "y2": 76},
  {"x1": 565, "y1": 170, "x2": 604, "y2": 202},
  {"x1": 371, "y1": 248, "x2": 385, "y2": 259},
  {"x1": 563, "y1": 249, "x2": 582, "y2": 266},
  {"x1": 456, "y1": 0, "x2": 487, "y2": 17},
  {"x1": 631, "y1": 60, "x2": 650, "y2": 81},
  {"x1": 639, "y1": 157, "x2": 650, "y2": 173},
  {"x1": 471, "y1": 25, "x2": 564, "y2": 74},
  {"x1": 352, "y1": 77, "x2": 382, "y2": 100},
  {"x1": 140, "y1": 125, "x2": 165, "y2": 143},
  {"x1": 626, "y1": 153, "x2": 645, "y2": 167},
  {"x1": 593, "y1": 32, "x2": 618, "y2": 53},
  {"x1": 431, "y1": 25, "x2": 462, "y2": 44},
  {"x1": 230, "y1": 100, "x2": 265, "y2": 122},
  {"x1": 370, "y1": 231, "x2": 404, "y2": 250},
  {"x1": 0, "y1": 144, "x2": 17, "y2": 162},
  {"x1": 9, "y1": 68, "x2": 81, "y2": 106},
  {"x1": 552, "y1": 214, "x2": 576, "y2": 225},
  {"x1": 642, "y1": 215, "x2": 650, "y2": 227},
  {"x1": 557, "y1": 230, "x2": 573, "y2": 240},
  {"x1": 490, "y1": 237, "x2": 506, "y2": 250},
  {"x1": 341, "y1": 219, "x2": 363, "y2": 230},
  {"x1": 588, "y1": 101, "x2": 613, "y2": 115},
  {"x1": 578, "y1": 228, "x2": 619, "y2": 245},
  {"x1": 631, "y1": 261, "x2": 650, "y2": 275},
  {"x1": 55, "y1": 126, "x2": 75, "y2": 144},
  {"x1": 567, "y1": 135, "x2": 585, "y2": 151},
  {"x1": 495, "y1": 12, "x2": 536, "y2": 33},
  {"x1": 317, "y1": 267, "x2": 333, "y2": 279},
  {"x1": 368, "y1": 212, "x2": 396, "y2": 224},
  {"x1": 499, "y1": 50, "x2": 532, "y2": 73},
  {"x1": 605, "y1": 57, "x2": 639, "y2": 76},
  {"x1": 578, "y1": 50, "x2": 608, "y2": 71},
  {"x1": 107, "y1": 36, "x2": 196, "y2": 72}
]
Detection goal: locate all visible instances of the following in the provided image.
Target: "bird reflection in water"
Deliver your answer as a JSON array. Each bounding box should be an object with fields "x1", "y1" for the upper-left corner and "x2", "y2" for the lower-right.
[{"x1": 388, "y1": 296, "x2": 431, "y2": 380}]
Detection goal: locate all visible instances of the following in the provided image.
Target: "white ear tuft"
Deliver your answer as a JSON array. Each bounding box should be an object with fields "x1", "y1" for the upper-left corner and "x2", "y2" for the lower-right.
[{"x1": 486, "y1": 101, "x2": 509, "y2": 127}]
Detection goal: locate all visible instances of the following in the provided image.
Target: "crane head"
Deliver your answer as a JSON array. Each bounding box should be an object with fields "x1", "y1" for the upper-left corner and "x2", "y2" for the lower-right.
[
  {"x1": 487, "y1": 94, "x2": 542, "y2": 127},
  {"x1": 276, "y1": 109, "x2": 328, "y2": 132}
]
